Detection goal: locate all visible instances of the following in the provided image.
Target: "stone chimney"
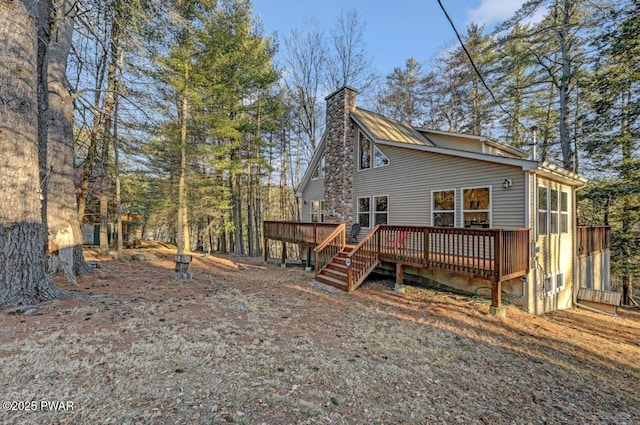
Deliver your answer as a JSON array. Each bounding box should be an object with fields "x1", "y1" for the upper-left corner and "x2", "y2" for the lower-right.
[{"x1": 323, "y1": 86, "x2": 357, "y2": 224}]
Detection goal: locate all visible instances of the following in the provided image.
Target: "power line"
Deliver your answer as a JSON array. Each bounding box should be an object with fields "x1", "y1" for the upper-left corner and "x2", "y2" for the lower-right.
[{"x1": 436, "y1": 0, "x2": 530, "y2": 135}]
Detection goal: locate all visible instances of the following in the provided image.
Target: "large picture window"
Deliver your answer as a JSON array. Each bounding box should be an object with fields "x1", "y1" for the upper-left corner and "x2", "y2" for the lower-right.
[
  {"x1": 359, "y1": 131, "x2": 388, "y2": 170},
  {"x1": 311, "y1": 200, "x2": 324, "y2": 223},
  {"x1": 432, "y1": 189, "x2": 455, "y2": 227},
  {"x1": 463, "y1": 187, "x2": 491, "y2": 228},
  {"x1": 357, "y1": 197, "x2": 370, "y2": 228},
  {"x1": 374, "y1": 195, "x2": 388, "y2": 225}
]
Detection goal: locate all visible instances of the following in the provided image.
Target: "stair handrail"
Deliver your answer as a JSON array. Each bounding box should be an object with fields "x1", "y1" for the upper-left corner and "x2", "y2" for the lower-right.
[
  {"x1": 345, "y1": 224, "x2": 381, "y2": 291},
  {"x1": 313, "y1": 223, "x2": 346, "y2": 274}
]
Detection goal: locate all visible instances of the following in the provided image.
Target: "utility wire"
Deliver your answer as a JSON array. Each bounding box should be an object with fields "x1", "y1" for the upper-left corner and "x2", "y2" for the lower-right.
[{"x1": 436, "y1": 0, "x2": 530, "y2": 135}]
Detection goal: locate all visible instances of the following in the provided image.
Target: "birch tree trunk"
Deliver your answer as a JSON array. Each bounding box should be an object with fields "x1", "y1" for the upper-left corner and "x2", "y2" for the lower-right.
[{"x1": 0, "y1": 0, "x2": 66, "y2": 306}]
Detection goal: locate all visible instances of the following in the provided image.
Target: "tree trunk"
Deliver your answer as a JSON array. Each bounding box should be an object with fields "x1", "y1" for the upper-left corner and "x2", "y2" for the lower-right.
[
  {"x1": 177, "y1": 84, "x2": 189, "y2": 254},
  {"x1": 46, "y1": 0, "x2": 92, "y2": 278},
  {"x1": 557, "y1": 0, "x2": 574, "y2": 171},
  {"x1": 0, "y1": 0, "x2": 67, "y2": 307}
]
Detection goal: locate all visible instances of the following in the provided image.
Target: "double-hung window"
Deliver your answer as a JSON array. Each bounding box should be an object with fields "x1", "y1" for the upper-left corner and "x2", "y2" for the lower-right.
[
  {"x1": 432, "y1": 189, "x2": 455, "y2": 227},
  {"x1": 357, "y1": 197, "x2": 370, "y2": 228},
  {"x1": 462, "y1": 187, "x2": 491, "y2": 228},
  {"x1": 374, "y1": 195, "x2": 388, "y2": 225}
]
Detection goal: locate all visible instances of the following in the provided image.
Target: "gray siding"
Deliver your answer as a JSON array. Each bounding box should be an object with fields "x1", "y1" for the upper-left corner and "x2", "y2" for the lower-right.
[
  {"x1": 301, "y1": 178, "x2": 325, "y2": 221},
  {"x1": 427, "y1": 133, "x2": 483, "y2": 153},
  {"x1": 353, "y1": 144, "x2": 527, "y2": 229}
]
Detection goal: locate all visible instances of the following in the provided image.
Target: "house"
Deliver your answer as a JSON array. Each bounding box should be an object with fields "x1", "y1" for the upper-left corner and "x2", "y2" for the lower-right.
[{"x1": 265, "y1": 86, "x2": 611, "y2": 316}]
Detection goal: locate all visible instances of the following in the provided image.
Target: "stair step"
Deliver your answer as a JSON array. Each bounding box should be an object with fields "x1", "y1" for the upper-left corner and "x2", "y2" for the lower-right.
[
  {"x1": 316, "y1": 274, "x2": 348, "y2": 290},
  {"x1": 323, "y1": 268, "x2": 348, "y2": 279},
  {"x1": 326, "y1": 262, "x2": 348, "y2": 271}
]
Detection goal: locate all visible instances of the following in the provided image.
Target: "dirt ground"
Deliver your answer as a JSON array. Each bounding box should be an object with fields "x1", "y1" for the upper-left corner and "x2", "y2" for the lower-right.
[{"x1": 1, "y1": 244, "x2": 639, "y2": 425}]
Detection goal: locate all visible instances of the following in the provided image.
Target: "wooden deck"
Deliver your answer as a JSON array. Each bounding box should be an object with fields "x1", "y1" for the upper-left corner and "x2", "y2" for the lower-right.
[{"x1": 264, "y1": 221, "x2": 530, "y2": 309}]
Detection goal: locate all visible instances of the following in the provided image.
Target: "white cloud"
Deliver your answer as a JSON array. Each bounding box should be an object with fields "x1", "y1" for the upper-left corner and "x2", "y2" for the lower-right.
[{"x1": 467, "y1": 0, "x2": 528, "y2": 26}]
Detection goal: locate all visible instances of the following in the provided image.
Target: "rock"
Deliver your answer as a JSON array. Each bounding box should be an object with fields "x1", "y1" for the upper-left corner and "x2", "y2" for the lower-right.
[{"x1": 131, "y1": 253, "x2": 158, "y2": 261}]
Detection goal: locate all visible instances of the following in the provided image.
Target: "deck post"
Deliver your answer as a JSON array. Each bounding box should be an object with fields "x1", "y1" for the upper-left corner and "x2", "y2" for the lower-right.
[
  {"x1": 394, "y1": 263, "x2": 405, "y2": 293},
  {"x1": 281, "y1": 242, "x2": 287, "y2": 268},
  {"x1": 490, "y1": 279, "x2": 506, "y2": 317},
  {"x1": 305, "y1": 246, "x2": 312, "y2": 271}
]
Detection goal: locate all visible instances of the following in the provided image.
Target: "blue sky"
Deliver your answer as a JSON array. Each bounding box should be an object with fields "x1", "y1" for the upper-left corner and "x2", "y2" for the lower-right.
[{"x1": 251, "y1": 0, "x2": 529, "y2": 76}]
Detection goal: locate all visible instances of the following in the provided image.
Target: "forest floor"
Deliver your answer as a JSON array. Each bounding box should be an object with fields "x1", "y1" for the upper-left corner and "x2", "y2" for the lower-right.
[{"x1": 1, "y1": 243, "x2": 640, "y2": 425}]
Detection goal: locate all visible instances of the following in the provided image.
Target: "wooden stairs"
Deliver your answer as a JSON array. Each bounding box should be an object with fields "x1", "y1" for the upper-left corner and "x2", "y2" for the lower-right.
[{"x1": 315, "y1": 244, "x2": 379, "y2": 291}]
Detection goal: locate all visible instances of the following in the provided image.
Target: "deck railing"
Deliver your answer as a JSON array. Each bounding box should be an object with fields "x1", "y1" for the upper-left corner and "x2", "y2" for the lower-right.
[
  {"x1": 264, "y1": 221, "x2": 530, "y2": 284},
  {"x1": 313, "y1": 223, "x2": 346, "y2": 274},
  {"x1": 577, "y1": 226, "x2": 611, "y2": 256},
  {"x1": 263, "y1": 221, "x2": 342, "y2": 246},
  {"x1": 376, "y1": 225, "x2": 530, "y2": 282},
  {"x1": 345, "y1": 225, "x2": 381, "y2": 291}
]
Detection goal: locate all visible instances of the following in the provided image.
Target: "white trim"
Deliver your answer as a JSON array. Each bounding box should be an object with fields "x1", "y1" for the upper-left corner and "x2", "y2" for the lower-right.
[
  {"x1": 356, "y1": 196, "x2": 371, "y2": 228},
  {"x1": 373, "y1": 194, "x2": 390, "y2": 225},
  {"x1": 537, "y1": 185, "x2": 549, "y2": 237},
  {"x1": 431, "y1": 188, "x2": 456, "y2": 228},
  {"x1": 461, "y1": 186, "x2": 492, "y2": 228}
]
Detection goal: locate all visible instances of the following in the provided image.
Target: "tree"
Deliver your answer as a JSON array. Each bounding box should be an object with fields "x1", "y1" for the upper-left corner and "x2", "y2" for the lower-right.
[
  {"x1": 1, "y1": 0, "x2": 66, "y2": 306},
  {"x1": 45, "y1": 0, "x2": 93, "y2": 276},
  {"x1": 581, "y1": 2, "x2": 639, "y2": 304},
  {"x1": 376, "y1": 58, "x2": 430, "y2": 126},
  {"x1": 325, "y1": 8, "x2": 377, "y2": 94},
  {"x1": 283, "y1": 18, "x2": 327, "y2": 155}
]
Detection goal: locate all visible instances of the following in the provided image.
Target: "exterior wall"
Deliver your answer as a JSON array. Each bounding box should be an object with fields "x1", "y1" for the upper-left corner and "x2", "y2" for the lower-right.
[
  {"x1": 527, "y1": 175, "x2": 576, "y2": 314},
  {"x1": 301, "y1": 178, "x2": 325, "y2": 222},
  {"x1": 352, "y1": 143, "x2": 527, "y2": 231},
  {"x1": 323, "y1": 86, "x2": 357, "y2": 225},
  {"x1": 426, "y1": 133, "x2": 483, "y2": 153},
  {"x1": 577, "y1": 250, "x2": 611, "y2": 291}
]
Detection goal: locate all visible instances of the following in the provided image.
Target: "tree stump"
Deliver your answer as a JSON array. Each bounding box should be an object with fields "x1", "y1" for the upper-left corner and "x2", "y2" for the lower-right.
[{"x1": 172, "y1": 254, "x2": 193, "y2": 279}]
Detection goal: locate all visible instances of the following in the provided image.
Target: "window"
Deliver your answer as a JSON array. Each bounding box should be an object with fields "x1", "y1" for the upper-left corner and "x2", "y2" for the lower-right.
[
  {"x1": 432, "y1": 189, "x2": 455, "y2": 227},
  {"x1": 359, "y1": 132, "x2": 371, "y2": 170},
  {"x1": 359, "y1": 131, "x2": 388, "y2": 170},
  {"x1": 463, "y1": 187, "x2": 491, "y2": 228},
  {"x1": 311, "y1": 155, "x2": 325, "y2": 180},
  {"x1": 538, "y1": 186, "x2": 569, "y2": 236},
  {"x1": 373, "y1": 145, "x2": 389, "y2": 167},
  {"x1": 545, "y1": 271, "x2": 565, "y2": 296},
  {"x1": 550, "y1": 188, "x2": 559, "y2": 235},
  {"x1": 374, "y1": 195, "x2": 388, "y2": 225},
  {"x1": 311, "y1": 200, "x2": 324, "y2": 223},
  {"x1": 537, "y1": 186, "x2": 548, "y2": 236},
  {"x1": 560, "y1": 192, "x2": 569, "y2": 234},
  {"x1": 556, "y1": 272, "x2": 565, "y2": 291},
  {"x1": 357, "y1": 197, "x2": 370, "y2": 228}
]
